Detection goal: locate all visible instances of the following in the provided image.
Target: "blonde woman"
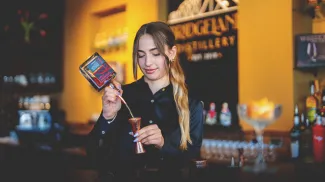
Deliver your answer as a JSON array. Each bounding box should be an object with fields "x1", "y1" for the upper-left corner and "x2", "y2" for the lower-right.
[{"x1": 87, "y1": 21, "x2": 204, "y2": 182}]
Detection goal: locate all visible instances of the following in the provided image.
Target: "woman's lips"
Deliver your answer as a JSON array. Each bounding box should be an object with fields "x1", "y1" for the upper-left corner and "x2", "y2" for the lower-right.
[{"x1": 145, "y1": 68, "x2": 157, "y2": 74}]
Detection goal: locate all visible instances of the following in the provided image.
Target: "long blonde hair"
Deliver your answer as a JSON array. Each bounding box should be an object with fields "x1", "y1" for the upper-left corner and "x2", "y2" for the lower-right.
[{"x1": 132, "y1": 21, "x2": 191, "y2": 150}]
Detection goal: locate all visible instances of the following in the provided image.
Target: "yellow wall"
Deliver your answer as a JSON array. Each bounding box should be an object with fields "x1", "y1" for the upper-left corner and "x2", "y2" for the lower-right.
[
  {"x1": 61, "y1": 0, "x2": 157, "y2": 123},
  {"x1": 61, "y1": 0, "x2": 294, "y2": 131},
  {"x1": 238, "y1": 0, "x2": 293, "y2": 131},
  {"x1": 313, "y1": 19, "x2": 325, "y2": 33}
]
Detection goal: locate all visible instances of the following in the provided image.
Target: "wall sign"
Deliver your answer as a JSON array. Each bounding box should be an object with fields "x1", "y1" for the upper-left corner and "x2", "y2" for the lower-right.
[{"x1": 167, "y1": 0, "x2": 240, "y2": 129}]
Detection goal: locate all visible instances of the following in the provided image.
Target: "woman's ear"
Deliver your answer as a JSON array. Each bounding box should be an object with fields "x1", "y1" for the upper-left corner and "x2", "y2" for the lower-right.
[{"x1": 169, "y1": 45, "x2": 177, "y2": 61}]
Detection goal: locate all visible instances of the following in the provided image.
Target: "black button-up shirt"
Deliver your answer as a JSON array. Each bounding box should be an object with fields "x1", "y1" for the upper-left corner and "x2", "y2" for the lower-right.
[{"x1": 86, "y1": 76, "x2": 204, "y2": 177}]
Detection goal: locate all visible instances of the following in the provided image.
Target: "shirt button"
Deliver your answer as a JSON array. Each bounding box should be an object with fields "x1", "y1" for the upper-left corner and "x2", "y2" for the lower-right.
[
  {"x1": 149, "y1": 120, "x2": 153, "y2": 124},
  {"x1": 162, "y1": 88, "x2": 165, "y2": 91},
  {"x1": 160, "y1": 157, "x2": 164, "y2": 160},
  {"x1": 102, "y1": 131, "x2": 105, "y2": 134},
  {"x1": 151, "y1": 99, "x2": 154, "y2": 103}
]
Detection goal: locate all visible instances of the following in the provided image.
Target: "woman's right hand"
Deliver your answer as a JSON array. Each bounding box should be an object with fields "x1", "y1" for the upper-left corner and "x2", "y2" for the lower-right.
[{"x1": 102, "y1": 80, "x2": 123, "y2": 120}]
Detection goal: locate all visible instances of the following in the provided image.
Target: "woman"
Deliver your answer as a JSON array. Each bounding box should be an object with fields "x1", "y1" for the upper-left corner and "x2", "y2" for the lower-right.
[{"x1": 86, "y1": 21, "x2": 204, "y2": 182}]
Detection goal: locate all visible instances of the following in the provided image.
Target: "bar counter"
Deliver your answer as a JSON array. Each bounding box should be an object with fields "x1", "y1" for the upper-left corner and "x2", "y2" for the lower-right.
[{"x1": 0, "y1": 123, "x2": 323, "y2": 182}]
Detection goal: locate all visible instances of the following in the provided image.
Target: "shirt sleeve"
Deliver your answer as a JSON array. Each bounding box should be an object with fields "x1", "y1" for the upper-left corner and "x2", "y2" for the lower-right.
[
  {"x1": 160, "y1": 100, "x2": 204, "y2": 159},
  {"x1": 85, "y1": 103, "x2": 128, "y2": 158},
  {"x1": 85, "y1": 112, "x2": 119, "y2": 157},
  {"x1": 97, "y1": 113, "x2": 119, "y2": 137}
]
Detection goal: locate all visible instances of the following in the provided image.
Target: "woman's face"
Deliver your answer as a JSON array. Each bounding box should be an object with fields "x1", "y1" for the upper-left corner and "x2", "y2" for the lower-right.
[{"x1": 137, "y1": 34, "x2": 169, "y2": 82}]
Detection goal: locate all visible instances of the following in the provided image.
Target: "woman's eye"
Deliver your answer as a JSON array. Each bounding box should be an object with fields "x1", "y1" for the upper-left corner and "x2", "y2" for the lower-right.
[
  {"x1": 138, "y1": 54, "x2": 145, "y2": 58},
  {"x1": 153, "y1": 53, "x2": 160, "y2": 56}
]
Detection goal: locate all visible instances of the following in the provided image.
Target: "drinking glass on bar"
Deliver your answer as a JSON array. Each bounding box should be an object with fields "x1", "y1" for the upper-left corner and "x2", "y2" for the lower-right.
[
  {"x1": 129, "y1": 117, "x2": 145, "y2": 154},
  {"x1": 237, "y1": 101, "x2": 282, "y2": 173}
]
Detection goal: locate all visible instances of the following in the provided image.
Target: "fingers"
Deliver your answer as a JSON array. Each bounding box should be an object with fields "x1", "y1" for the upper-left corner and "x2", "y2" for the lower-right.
[
  {"x1": 104, "y1": 85, "x2": 121, "y2": 96},
  {"x1": 102, "y1": 91, "x2": 118, "y2": 103},
  {"x1": 103, "y1": 85, "x2": 122, "y2": 103},
  {"x1": 137, "y1": 130, "x2": 161, "y2": 141},
  {"x1": 110, "y1": 79, "x2": 122, "y2": 92},
  {"x1": 136, "y1": 124, "x2": 159, "y2": 137},
  {"x1": 134, "y1": 124, "x2": 162, "y2": 145},
  {"x1": 141, "y1": 135, "x2": 162, "y2": 145}
]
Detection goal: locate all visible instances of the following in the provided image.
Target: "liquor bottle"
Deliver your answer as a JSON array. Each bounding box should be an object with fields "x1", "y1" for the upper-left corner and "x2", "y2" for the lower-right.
[
  {"x1": 219, "y1": 102, "x2": 232, "y2": 127},
  {"x1": 320, "y1": 89, "x2": 325, "y2": 125},
  {"x1": 290, "y1": 105, "x2": 301, "y2": 159},
  {"x1": 294, "y1": 104, "x2": 299, "y2": 125},
  {"x1": 306, "y1": 81, "x2": 318, "y2": 125},
  {"x1": 79, "y1": 52, "x2": 118, "y2": 92},
  {"x1": 18, "y1": 97, "x2": 23, "y2": 109},
  {"x1": 314, "y1": 79, "x2": 322, "y2": 107},
  {"x1": 312, "y1": 115, "x2": 325, "y2": 163},
  {"x1": 300, "y1": 113, "x2": 306, "y2": 132},
  {"x1": 300, "y1": 118, "x2": 314, "y2": 163}
]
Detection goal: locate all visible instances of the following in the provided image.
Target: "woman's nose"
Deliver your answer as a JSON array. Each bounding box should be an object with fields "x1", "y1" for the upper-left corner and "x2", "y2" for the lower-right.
[{"x1": 145, "y1": 55, "x2": 154, "y2": 66}]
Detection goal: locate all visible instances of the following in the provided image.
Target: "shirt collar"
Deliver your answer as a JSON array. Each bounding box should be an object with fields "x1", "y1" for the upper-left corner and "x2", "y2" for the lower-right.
[{"x1": 136, "y1": 76, "x2": 173, "y2": 97}]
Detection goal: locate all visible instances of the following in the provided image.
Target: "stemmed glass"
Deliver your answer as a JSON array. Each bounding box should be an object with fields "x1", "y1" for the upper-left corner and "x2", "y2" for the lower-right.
[{"x1": 237, "y1": 104, "x2": 282, "y2": 173}]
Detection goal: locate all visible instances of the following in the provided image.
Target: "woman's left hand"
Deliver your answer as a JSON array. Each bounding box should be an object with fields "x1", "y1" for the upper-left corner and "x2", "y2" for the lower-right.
[{"x1": 134, "y1": 124, "x2": 164, "y2": 149}]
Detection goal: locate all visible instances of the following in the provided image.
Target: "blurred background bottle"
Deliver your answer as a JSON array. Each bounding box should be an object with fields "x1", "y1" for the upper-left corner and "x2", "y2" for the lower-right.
[
  {"x1": 306, "y1": 81, "x2": 317, "y2": 125},
  {"x1": 290, "y1": 104, "x2": 301, "y2": 159}
]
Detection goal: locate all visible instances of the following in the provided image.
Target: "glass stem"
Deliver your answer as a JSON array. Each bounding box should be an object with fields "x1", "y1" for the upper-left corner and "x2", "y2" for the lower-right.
[
  {"x1": 254, "y1": 128, "x2": 265, "y2": 167},
  {"x1": 256, "y1": 133, "x2": 265, "y2": 164}
]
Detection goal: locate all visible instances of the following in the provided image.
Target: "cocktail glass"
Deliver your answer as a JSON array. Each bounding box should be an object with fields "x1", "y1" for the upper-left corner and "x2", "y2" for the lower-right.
[{"x1": 237, "y1": 104, "x2": 282, "y2": 173}]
